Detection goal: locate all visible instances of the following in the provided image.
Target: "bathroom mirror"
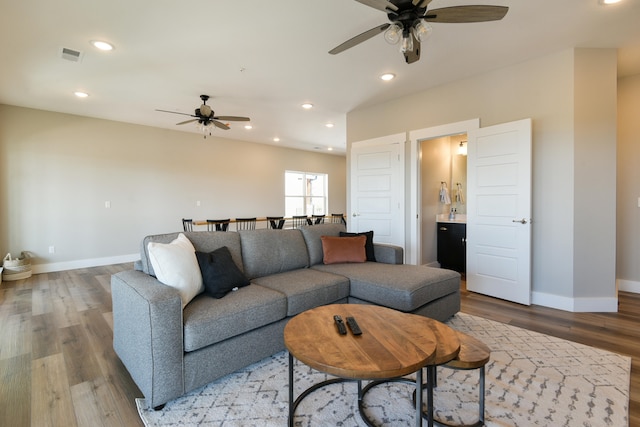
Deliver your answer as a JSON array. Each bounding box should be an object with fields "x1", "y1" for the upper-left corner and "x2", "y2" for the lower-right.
[{"x1": 451, "y1": 140, "x2": 467, "y2": 214}]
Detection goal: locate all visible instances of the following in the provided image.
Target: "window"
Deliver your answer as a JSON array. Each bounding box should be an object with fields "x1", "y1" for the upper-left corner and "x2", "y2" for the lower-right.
[{"x1": 285, "y1": 171, "x2": 327, "y2": 217}]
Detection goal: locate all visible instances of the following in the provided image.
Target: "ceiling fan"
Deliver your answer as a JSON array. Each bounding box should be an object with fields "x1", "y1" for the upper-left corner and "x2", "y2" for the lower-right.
[
  {"x1": 156, "y1": 95, "x2": 250, "y2": 138},
  {"x1": 329, "y1": 0, "x2": 508, "y2": 64}
]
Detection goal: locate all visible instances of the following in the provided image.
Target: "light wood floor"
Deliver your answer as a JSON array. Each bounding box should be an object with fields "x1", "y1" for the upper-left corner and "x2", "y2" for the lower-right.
[{"x1": 1, "y1": 264, "x2": 638, "y2": 426}]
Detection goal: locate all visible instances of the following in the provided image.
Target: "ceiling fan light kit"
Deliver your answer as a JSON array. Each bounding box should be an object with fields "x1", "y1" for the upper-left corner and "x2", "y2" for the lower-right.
[
  {"x1": 384, "y1": 19, "x2": 431, "y2": 53},
  {"x1": 400, "y1": 32, "x2": 414, "y2": 53},
  {"x1": 413, "y1": 20, "x2": 433, "y2": 42},
  {"x1": 330, "y1": 0, "x2": 508, "y2": 64},
  {"x1": 384, "y1": 24, "x2": 402, "y2": 44}
]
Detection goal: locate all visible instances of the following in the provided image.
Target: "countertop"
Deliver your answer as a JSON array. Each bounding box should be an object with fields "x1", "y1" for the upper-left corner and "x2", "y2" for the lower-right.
[{"x1": 436, "y1": 214, "x2": 467, "y2": 224}]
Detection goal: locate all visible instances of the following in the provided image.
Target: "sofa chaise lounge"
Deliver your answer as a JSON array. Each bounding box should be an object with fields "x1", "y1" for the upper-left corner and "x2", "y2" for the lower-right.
[{"x1": 111, "y1": 223, "x2": 460, "y2": 409}]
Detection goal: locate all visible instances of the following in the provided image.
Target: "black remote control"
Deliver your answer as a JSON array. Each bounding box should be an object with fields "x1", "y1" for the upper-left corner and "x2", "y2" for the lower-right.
[
  {"x1": 334, "y1": 315, "x2": 347, "y2": 335},
  {"x1": 346, "y1": 316, "x2": 362, "y2": 335}
]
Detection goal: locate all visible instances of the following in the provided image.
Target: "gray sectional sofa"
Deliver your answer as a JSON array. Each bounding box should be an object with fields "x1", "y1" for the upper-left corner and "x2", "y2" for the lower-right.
[{"x1": 111, "y1": 223, "x2": 460, "y2": 409}]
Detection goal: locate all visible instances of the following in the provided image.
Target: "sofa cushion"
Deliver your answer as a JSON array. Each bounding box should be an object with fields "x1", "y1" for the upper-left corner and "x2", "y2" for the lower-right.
[
  {"x1": 312, "y1": 263, "x2": 460, "y2": 312},
  {"x1": 239, "y1": 229, "x2": 309, "y2": 279},
  {"x1": 182, "y1": 284, "x2": 287, "y2": 352},
  {"x1": 195, "y1": 247, "x2": 250, "y2": 299},
  {"x1": 141, "y1": 231, "x2": 243, "y2": 277},
  {"x1": 147, "y1": 233, "x2": 203, "y2": 309},
  {"x1": 340, "y1": 230, "x2": 376, "y2": 262},
  {"x1": 299, "y1": 223, "x2": 347, "y2": 266},
  {"x1": 252, "y1": 269, "x2": 350, "y2": 316},
  {"x1": 321, "y1": 235, "x2": 367, "y2": 264}
]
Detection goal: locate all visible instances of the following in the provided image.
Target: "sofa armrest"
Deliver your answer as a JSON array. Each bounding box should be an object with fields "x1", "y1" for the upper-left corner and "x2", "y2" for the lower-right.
[
  {"x1": 111, "y1": 270, "x2": 184, "y2": 408},
  {"x1": 373, "y1": 243, "x2": 404, "y2": 264}
]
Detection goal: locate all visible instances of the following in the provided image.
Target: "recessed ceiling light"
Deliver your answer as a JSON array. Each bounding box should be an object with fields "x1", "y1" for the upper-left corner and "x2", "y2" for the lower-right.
[
  {"x1": 90, "y1": 40, "x2": 114, "y2": 51},
  {"x1": 244, "y1": 124, "x2": 253, "y2": 130},
  {"x1": 328, "y1": 147, "x2": 333, "y2": 151},
  {"x1": 325, "y1": 123, "x2": 334, "y2": 128},
  {"x1": 273, "y1": 137, "x2": 280, "y2": 142},
  {"x1": 301, "y1": 103, "x2": 313, "y2": 109},
  {"x1": 74, "y1": 91, "x2": 89, "y2": 98},
  {"x1": 600, "y1": 0, "x2": 622, "y2": 3},
  {"x1": 380, "y1": 73, "x2": 395, "y2": 81}
]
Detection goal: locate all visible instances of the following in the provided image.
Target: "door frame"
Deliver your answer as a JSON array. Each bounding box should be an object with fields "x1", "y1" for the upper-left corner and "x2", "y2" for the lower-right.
[{"x1": 407, "y1": 119, "x2": 480, "y2": 265}]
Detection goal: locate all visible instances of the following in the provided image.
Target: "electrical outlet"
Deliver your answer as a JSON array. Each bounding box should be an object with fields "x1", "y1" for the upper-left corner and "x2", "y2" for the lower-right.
[
  {"x1": 196, "y1": 200, "x2": 201, "y2": 207},
  {"x1": 49, "y1": 246, "x2": 55, "y2": 254},
  {"x1": 105, "y1": 201, "x2": 111, "y2": 208}
]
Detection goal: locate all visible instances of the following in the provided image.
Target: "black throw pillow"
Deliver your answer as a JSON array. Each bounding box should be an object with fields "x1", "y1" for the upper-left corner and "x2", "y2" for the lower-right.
[
  {"x1": 339, "y1": 230, "x2": 376, "y2": 262},
  {"x1": 195, "y1": 246, "x2": 250, "y2": 299}
]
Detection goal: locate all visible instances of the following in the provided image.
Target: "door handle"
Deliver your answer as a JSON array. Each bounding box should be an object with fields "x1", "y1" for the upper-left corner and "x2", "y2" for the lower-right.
[
  {"x1": 352, "y1": 213, "x2": 360, "y2": 217},
  {"x1": 512, "y1": 218, "x2": 528, "y2": 224}
]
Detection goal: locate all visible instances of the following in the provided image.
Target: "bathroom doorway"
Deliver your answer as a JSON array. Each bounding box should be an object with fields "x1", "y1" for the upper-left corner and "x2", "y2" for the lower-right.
[
  {"x1": 406, "y1": 119, "x2": 479, "y2": 266},
  {"x1": 419, "y1": 134, "x2": 467, "y2": 266}
]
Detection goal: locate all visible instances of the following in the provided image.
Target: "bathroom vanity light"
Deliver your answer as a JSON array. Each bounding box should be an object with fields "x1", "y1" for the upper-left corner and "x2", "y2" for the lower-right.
[{"x1": 458, "y1": 141, "x2": 467, "y2": 156}]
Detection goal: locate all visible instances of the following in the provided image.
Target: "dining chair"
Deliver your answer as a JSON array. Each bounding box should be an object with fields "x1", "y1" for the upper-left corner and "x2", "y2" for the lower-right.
[
  {"x1": 182, "y1": 218, "x2": 194, "y2": 232},
  {"x1": 235, "y1": 217, "x2": 257, "y2": 231},
  {"x1": 267, "y1": 216, "x2": 285, "y2": 229},
  {"x1": 330, "y1": 213, "x2": 347, "y2": 226},
  {"x1": 312, "y1": 214, "x2": 325, "y2": 225},
  {"x1": 206, "y1": 219, "x2": 230, "y2": 232},
  {"x1": 292, "y1": 215, "x2": 311, "y2": 229}
]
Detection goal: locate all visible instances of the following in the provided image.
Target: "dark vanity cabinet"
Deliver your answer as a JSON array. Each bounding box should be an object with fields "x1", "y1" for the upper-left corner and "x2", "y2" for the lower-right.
[{"x1": 437, "y1": 222, "x2": 466, "y2": 274}]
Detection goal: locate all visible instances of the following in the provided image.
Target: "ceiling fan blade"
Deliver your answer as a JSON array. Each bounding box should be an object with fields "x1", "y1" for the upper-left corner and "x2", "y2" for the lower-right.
[
  {"x1": 329, "y1": 23, "x2": 390, "y2": 55},
  {"x1": 403, "y1": 34, "x2": 421, "y2": 64},
  {"x1": 355, "y1": 0, "x2": 398, "y2": 13},
  {"x1": 212, "y1": 120, "x2": 230, "y2": 130},
  {"x1": 155, "y1": 109, "x2": 195, "y2": 117},
  {"x1": 413, "y1": 0, "x2": 433, "y2": 7},
  {"x1": 214, "y1": 116, "x2": 250, "y2": 121},
  {"x1": 176, "y1": 119, "x2": 198, "y2": 125},
  {"x1": 424, "y1": 5, "x2": 508, "y2": 23}
]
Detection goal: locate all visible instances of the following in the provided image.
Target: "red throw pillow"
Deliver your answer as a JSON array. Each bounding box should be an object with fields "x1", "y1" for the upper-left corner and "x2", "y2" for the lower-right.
[{"x1": 321, "y1": 235, "x2": 367, "y2": 265}]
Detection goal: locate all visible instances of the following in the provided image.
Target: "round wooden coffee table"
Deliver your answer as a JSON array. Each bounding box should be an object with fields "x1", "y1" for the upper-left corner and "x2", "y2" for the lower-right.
[{"x1": 284, "y1": 304, "x2": 460, "y2": 427}]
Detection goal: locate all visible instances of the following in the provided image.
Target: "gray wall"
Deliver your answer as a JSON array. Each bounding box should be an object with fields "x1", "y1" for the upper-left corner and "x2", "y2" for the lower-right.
[
  {"x1": 617, "y1": 73, "x2": 640, "y2": 288},
  {"x1": 0, "y1": 105, "x2": 346, "y2": 271},
  {"x1": 347, "y1": 48, "x2": 624, "y2": 310}
]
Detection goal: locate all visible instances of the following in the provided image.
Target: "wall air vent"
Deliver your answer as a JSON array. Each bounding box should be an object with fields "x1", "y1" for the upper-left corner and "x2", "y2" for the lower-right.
[{"x1": 60, "y1": 47, "x2": 83, "y2": 62}]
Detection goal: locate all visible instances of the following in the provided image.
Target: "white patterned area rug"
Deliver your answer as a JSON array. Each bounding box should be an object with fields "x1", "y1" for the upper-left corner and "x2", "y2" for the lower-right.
[{"x1": 136, "y1": 313, "x2": 630, "y2": 427}]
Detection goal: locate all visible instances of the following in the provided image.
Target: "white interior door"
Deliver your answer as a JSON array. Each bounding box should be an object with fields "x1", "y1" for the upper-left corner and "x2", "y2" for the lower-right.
[
  {"x1": 467, "y1": 119, "x2": 532, "y2": 305},
  {"x1": 350, "y1": 135, "x2": 405, "y2": 249}
]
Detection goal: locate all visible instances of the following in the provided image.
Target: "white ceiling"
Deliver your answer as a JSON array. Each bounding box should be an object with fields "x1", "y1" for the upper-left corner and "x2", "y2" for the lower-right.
[{"x1": 1, "y1": 0, "x2": 640, "y2": 155}]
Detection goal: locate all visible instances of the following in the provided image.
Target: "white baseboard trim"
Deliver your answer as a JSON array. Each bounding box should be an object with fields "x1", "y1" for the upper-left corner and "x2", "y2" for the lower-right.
[
  {"x1": 31, "y1": 253, "x2": 139, "y2": 274},
  {"x1": 532, "y1": 291, "x2": 618, "y2": 312},
  {"x1": 618, "y1": 279, "x2": 640, "y2": 294}
]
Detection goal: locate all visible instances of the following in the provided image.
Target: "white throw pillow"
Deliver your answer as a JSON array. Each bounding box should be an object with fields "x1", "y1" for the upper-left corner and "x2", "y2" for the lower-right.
[{"x1": 147, "y1": 233, "x2": 203, "y2": 309}]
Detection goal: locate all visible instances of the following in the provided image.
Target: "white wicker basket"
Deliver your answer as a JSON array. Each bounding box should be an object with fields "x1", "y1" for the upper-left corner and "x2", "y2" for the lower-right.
[{"x1": 2, "y1": 252, "x2": 33, "y2": 281}]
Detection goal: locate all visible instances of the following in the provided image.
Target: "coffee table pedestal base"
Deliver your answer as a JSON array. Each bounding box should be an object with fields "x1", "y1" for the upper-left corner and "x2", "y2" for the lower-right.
[
  {"x1": 289, "y1": 352, "x2": 428, "y2": 427},
  {"x1": 415, "y1": 365, "x2": 486, "y2": 427}
]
